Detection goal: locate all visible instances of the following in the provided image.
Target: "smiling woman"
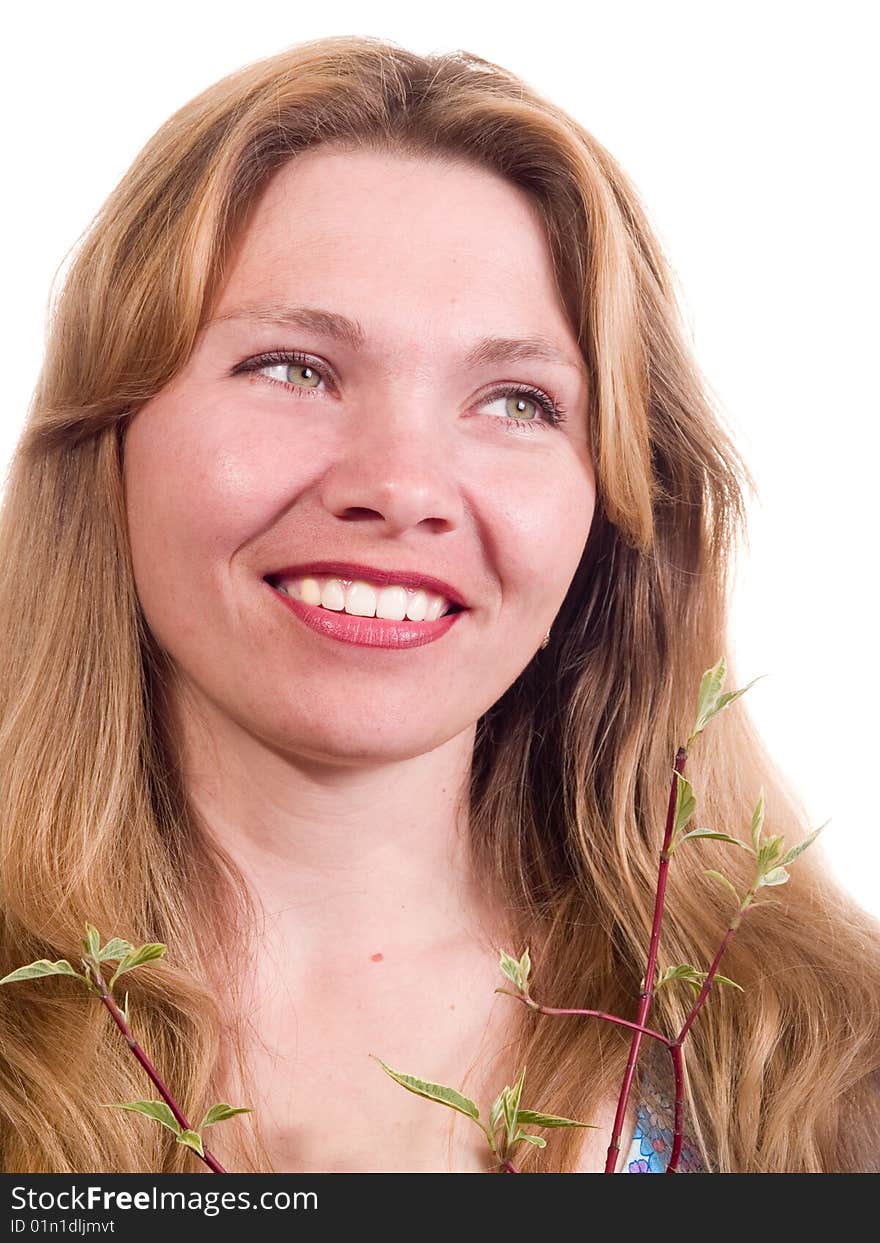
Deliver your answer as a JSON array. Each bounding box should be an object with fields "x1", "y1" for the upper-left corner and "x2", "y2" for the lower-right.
[{"x1": 0, "y1": 34, "x2": 878, "y2": 1175}]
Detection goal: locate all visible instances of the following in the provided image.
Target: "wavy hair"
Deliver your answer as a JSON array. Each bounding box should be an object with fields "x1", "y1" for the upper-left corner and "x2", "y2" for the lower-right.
[{"x1": 1, "y1": 34, "x2": 878, "y2": 1173}]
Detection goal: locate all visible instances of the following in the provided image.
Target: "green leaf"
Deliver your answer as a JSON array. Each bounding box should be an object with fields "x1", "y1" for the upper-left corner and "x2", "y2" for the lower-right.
[
  {"x1": 676, "y1": 829, "x2": 752, "y2": 851},
  {"x1": 711, "y1": 974, "x2": 744, "y2": 992},
  {"x1": 691, "y1": 657, "x2": 726, "y2": 741},
  {"x1": 505, "y1": 1066, "x2": 527, "y2": 1137},
  {"x1": 707, "y1": 683, "x2": 763, "y2": 726},
  {"x1": 370, "y1": 1056, "x2": 480, "y2": 1122},
  {"x1": 489, "y1": 1090, "x2": 506, "y2": 1134},
  {"x1": 82, "y1": 923, "x2": 101, "y2": 960},
  {"x1": 665, "y1": 966, "x2": 700, "y2": 997},
  {"x1": 656, "y1": 963, "x2": 701, "y2": 990},
  {"x1": 518, "y1": 947, "x2": 532, "y2": 990},
  {"x1": 176, "y1": 1129, "x2": 205, "y2": 1158},
  {"x1": 0, "y1": 959, "x2": 81, "y2": 985},
  {"x1": 690, "y1": 658, "x2": 766, "y2": 744},
  {"x1": 756, "y1": 835, "x2": 785, "y2": 873},
  {"x1": 102, "y1": 1100, "x2": 181, "y2": 1136},
  {"x1": 98, "y1": 938, "x2": 135, "y2": 962},
  {"x1": 498, "y1": 949, "x2": 524, "y2": 992},
  {"x1": 781, "y1": 821, "x2": 828, "y2": 867},
  {"x1": 515, "y1": 1109, "x2": 598, "y2": 1129},
  {"x1": 198, "y1": 1103, "x2": 253, "y2": 1130},
  {"x1": 499, "y1": 1086, "x2": 512, "y2": 1133},
  {"x1": 511, "y1": 1131, "x2": 547, "y2": 1148},
  {"x1": 656, "y1": 963, "x2": 742, "y2": 996},
  {"x1": 704, "y1": 869, "x2": 741, "y2": 903},
  {"x1": 758, "y1": 865, "x2": 790, "y2": 888},
  {"x1": 672, "y1": 771, "x2": 697, "y2": 839},
  {"x1": 108, "y1": 943, "x2": 167, "y2": 989},
  {"x1": 750, "y1": 790, "x2": 766, "y2": 853}
]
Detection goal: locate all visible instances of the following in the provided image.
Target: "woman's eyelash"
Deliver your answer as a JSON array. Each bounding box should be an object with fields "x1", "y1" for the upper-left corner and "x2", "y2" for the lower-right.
[{"x1": 231, "y1": 349, "x2": 568, "y2": 431}]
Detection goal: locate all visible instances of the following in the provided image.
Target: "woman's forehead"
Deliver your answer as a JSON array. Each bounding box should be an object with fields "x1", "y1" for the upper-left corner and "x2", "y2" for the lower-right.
[{"x1": 213, "y1": 147, "x2": 583, "y2": 364}]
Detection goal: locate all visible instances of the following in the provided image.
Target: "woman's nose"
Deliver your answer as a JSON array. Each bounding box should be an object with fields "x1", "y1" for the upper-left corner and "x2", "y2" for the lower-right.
[{"x1": 316, "y1": 396, "x2": 466, "y2": 536}]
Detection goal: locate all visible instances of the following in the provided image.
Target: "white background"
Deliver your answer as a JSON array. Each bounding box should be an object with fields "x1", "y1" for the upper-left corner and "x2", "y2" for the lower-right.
[{"x1": 1, "y1": 1, "x2": 877, "y2": 917}]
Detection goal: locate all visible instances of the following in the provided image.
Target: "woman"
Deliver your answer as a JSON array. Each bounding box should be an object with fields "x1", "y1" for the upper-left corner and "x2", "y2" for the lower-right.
[{"x1": 1, "y1": 35, "x2": 877, "y2": 1174}]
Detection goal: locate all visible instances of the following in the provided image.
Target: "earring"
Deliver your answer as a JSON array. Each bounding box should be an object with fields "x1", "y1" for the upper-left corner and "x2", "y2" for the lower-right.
[{"x1": 539, "y1": 629, "x2": 551, "y2": 649}]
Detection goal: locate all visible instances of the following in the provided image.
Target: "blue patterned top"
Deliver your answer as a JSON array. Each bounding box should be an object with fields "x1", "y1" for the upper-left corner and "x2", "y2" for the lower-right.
[{"x1": 621, "y1": 1071, "x2": 705, "y2": 1173}]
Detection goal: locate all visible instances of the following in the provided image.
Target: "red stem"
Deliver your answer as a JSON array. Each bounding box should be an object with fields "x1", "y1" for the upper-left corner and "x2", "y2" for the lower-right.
[
  {"x1": 677, "y1": 918, "x2": 742, "y2": 1046},
  {"x1": 519, "y1": 875, "x2": 751, "y2": 1175},
  {"x1": 524, "y1": 998, "x2": 670, "y2": 1047},
  {"x1": 525, "y1": 993, "x2": 689, "y2": 1172},
  {"x1": 667, "y1": 1041, "x2": 684, "y2": 1174},
  {"x1": 506, "y1": 741, "x2": 753, "y2": 1175},
  {"x1": 90, "y1": 965, "x2": 227, "y2": 1174},
  {"x1": 603, "y1": 746, "x2": 688, "y2": 1173},
  {"x1": 665, "y1": 906, "x2": 749, "y2": 1172}
]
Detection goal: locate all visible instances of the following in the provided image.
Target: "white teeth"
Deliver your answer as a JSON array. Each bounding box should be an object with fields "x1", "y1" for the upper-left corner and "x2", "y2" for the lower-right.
[
  {"x1": 299, "y1": 576, "x2": 323, "y2": 606},
  {"x1": 320, "y1": 579, "x2": 346, "y2": 612},
  {"x1": 423, "y1": 593, "x2": 446, "y2": 621},
  {"x1": 344, "y1": 581, "x2": 376, "y2": 616},
  {"x1": 403, "y1": 588, "x2": 428, "y2": 621},
  {"x1": 374, "y1": 585, "x2": 408, "y2": 621},
  {"x1": 276, "y1": 574, "x2": 455, "y2": 621}
]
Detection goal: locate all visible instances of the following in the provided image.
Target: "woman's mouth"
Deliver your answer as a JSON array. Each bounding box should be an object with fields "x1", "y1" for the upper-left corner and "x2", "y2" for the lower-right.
[{"x1": 264, "y1": 574, "x2": 466, "y2": 649}]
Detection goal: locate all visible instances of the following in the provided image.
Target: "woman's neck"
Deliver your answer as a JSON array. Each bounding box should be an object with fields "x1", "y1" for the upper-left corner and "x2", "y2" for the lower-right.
[{"x1": 171, "y1": 676, "x2": 513, "y2": 977}]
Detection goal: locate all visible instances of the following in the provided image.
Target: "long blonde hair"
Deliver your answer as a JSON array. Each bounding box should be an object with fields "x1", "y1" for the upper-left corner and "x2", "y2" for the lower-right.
[{"x1": 1, "y1": 34, "x2": 878, "y2": 1173}]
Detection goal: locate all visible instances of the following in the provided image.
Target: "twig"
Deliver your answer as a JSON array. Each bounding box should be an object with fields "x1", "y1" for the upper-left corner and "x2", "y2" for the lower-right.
[
  {"x1": 88, "y1": 963, "x2": 227, "y2": 1174},
  {"x1": 665, "y1": 905, "x2": 751, "y2": 1172},
  {"x1": 667, "y1": 1041, "x2": 685, "y2": 1173},
  {"x1": 603, "y1": 746, "x2": 688, "y2": 1172},
  {"x1": 519, "y1": 997, "x2": 671, "y2": 1048}
]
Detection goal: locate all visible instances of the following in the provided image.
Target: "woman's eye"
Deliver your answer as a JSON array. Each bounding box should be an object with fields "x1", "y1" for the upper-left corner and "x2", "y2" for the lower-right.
[
  {"x1": 484, "y1": 391, "x2": 543, "y2": 425},
  {"x1": 234, "y1": 353, "x2": 566, "y2": 431},
  {"x1": 260, "y1": 359, "x2": 325, "y2": 390},
  {"x1": 231, "y1": 350, "x2": 330, "y2": 393},
  {"x1": 480, "y1": 387, "x2": 566, "y2": 430}
]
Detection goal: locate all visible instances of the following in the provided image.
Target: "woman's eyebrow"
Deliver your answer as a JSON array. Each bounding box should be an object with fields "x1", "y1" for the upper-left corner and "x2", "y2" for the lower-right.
[{"x1": 210, "y1": 302, "x2": 586, "y2": 376}]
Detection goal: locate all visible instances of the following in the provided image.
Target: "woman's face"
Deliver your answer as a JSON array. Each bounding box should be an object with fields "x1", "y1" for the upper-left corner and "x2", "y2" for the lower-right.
[{"x1": 123, "y1": 148, "x2": 596, "y2": 763}]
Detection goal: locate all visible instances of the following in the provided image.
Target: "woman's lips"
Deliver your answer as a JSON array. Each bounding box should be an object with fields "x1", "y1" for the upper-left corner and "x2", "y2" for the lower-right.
[{"x1": 266, "y1": 580, "x2": 464, "y2": 649}]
